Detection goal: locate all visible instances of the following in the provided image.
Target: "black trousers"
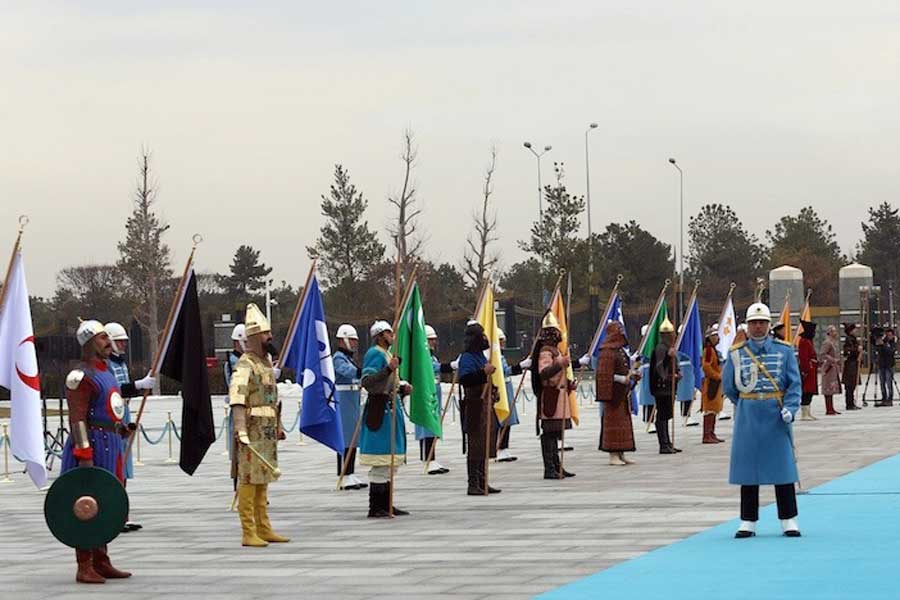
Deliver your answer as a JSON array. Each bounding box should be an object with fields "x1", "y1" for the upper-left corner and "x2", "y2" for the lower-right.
[
  {"x1": 642, "y1": 405, "x2": 653, "y2": 422},
  {"x1": 419, "y1": 437, "x2": 437, "y2": 462},
  {"x1": 801, "y1": 392, "x2": 813, "y2": 407},
  {"x1": 497, "y1": 425, "x2": 511, "y2": 450},
  {"x1": 680, "y1": 401, "x2": 691, "y2": 417},
  {"x1": 336, "y1": 447, "x2": 356, "y2": 475},
  {"x1": 740, "y1": 484, "x2": 798, "y2": 521}
]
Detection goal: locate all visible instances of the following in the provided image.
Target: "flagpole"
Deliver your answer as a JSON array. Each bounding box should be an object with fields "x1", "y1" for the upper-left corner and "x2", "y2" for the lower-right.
[
  {"x1": 586, "y1": 275, "x2": 624, "y2": 358},
  {"x1": 276, "y1": 257, "x2": 318, "y2": 369},
  {"x1": 124, "y1": 234, "x2": 201, "y2": 464},
  {"x1": 483, "y1": 284, "x2": 494, "y2": 495},
  {"x1": 0, "y1": 216, "x2": 28, "y2": 316},
  {"x1": 388, "y1": 262, "x2": 419, "y2": 518},
  {"x1": 558, "y1": 272, "x2": 574, "y2": 479}
]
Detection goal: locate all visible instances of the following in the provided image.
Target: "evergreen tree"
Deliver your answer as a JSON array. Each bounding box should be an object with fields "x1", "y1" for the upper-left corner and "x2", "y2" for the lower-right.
[
  {"x1": 687, "y1": 204, "x2": 765, "y2": 299},
  {"x1": 857, "y1": 202, "x2": 900, "y2": 287},
  {"x1": 308, "y1": 164, "x2": 386, "y2": 287},
  {"x1": 220, "y1": 245, "x2": 272, "y2": 296}
]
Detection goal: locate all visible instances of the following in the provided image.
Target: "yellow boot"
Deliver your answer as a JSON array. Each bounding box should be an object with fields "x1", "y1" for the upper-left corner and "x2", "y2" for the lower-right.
[
  {"x1": 238, "y1": 484, "x2": 268, "y2": 547},
  {"x1": 255, "y1": 484, "x2": 290, "y2": 543}
]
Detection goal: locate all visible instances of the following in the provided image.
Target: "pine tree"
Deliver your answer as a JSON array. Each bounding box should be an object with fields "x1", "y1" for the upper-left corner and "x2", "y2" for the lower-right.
[{"x1": 220, "y1": 245, "x2": 272, "y2": 296}]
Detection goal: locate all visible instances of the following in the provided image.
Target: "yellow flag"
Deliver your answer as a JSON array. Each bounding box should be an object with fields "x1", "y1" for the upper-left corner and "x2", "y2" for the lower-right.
[
  {"x1": 779, "y1": 297, "x2": 792, "y2": 344},
  {"x1": 475, "y1": 285, "x2": 510, "y2": 422},
  {"x1": 548, "y1": 287, "x2": 579, "y2": 426},
  {"x1": 794, "y1": 299, "x2": 811, "y2": 346}
]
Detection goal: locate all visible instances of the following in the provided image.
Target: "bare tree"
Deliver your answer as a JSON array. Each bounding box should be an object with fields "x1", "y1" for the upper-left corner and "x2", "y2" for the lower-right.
[
  {"x1": 117, "y1": 148, "x2": 172, "y2": 374},
  {"x1": 387, "y1": 129, "x2": 424, "y2": 278},
  {"x1": 463, "y1": 146, "x2": 500, "y2": 286}
]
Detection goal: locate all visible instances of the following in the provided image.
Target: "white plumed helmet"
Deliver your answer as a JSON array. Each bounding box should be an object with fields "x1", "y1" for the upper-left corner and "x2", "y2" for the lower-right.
[
  {"x1": 337, "y1": 324, "x2": 359, "y2": 340},
  {"x1": 424, "y1": 325, "x2": 438, "y2": 340},
  {"x1": 370, "y1": 320, "x2": 393, "y2": 338},
  {"x1": 231, "y1": 323, "x2": 247, "y2": 342},
  {"x1": 497, "y1": 328, "x2": 506, "y2": 341},
  {"x1": 104, "y1": 322, "x2": 128, "y2": 341},
  {"x1": 745, "y1": 302, "x2": 772, "y2": 322}
]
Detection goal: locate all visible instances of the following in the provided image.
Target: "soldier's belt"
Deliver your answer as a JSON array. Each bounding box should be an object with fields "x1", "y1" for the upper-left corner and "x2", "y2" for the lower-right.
[
  {"x1": 248, "y1": 406, "x2": 278, "y2": 418},
  {"x1": 87, "y1": 421, "x2": 119, "y2": 432},
  {"x1": 335, "y1": 384, "x2": 360, "y2": 392},
  {"x1": 739, "y1": 392, "x2": 784, "y2": 400}
]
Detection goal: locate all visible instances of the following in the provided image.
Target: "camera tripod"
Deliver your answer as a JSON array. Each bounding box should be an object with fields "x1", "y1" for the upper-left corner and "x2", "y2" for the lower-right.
[
  {"x1": 43, "y1": 395, "x2": 68, "y2": 472},
  {"x1": 861, "y1": 367, "x2": 899, "y2": 406}
]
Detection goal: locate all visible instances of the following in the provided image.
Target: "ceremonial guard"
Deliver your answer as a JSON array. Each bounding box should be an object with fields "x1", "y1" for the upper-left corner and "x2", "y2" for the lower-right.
[
  {"x1": 532, "y1": 312, "x2": 576, "y2": 479},
  {"x1": 360, "y1": 320, "x2": 412, "y2": 517},
  {"x1": 649, "y1": 318, "x2": 681, "y2": 454},
  {"x1": 333, "y1": 324, "x2": 367, "y2": 490},
  {"x1": 819, "y1": 325, "x2": 842, "y2": 415},
  {"x1": 229, "y1": 304, "x2": 290, "y2": 547},
  {"x1": 700, "y1": 325, "x2": 725, "y2": 443},
  {"x1": 798, "y1": 320, "x2": 818, "y2": 420},
  {"x1": 596, "y1": 322, "x2": 638, "y2": 465},
  {"x1": 723, "y1": 303, "x2": 802, "y2": 538},
  {"x1": 842, "y1": 323, "x2": 861, "y2": 410},
  {"x1": 676, "y1": 347, "x2": 697, "y2": 427},
  {"x1": 104, "y1": 322, "x2": 142, "y2": 532},
  {"x1": 60, "y1": 320, "x2": 154, "y2": 583},
  {"x1": 771, "y1": 321, "x2": 786, "y2": 341},
  {"x1": 417, "y1": 324, "x2": 453, "y2": 474},
  {"x1": 497, "y1": 328, "x2": 526, "y2": 462},
  {"x1": 224, "y1": 323, "x2": 246, "y2": 387},
  {"x1": 635, "y1": 324, "x2": 656, "y2": 433},
  {"x1": 459, "y1": 322, "x2": 501, "y2": 494}
]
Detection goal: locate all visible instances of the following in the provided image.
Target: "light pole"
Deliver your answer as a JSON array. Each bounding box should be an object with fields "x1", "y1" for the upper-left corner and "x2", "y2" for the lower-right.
[
  {"x1": 585, "y1": 123, "x2": 599, "y2": 331},
  {"x1": 523, "y1": 142, "x2": 552, "y2": 219},
  {"x1": 668, "y1": 158, "x2": 684, "y2": 325}
]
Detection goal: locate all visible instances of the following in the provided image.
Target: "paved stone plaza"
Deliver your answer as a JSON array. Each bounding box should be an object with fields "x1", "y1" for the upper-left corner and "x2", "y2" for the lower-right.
[{"x1": 2, "y1": 388, "x2": 898, "y2": 599}]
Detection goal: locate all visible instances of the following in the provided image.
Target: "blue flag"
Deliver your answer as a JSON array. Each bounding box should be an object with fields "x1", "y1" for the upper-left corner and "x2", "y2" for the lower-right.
[
  {"x1": 677, "y1": 296, "x2": 704, "y2": 391},
  {"x1": 590, "y1": 293, "x2": 625, "y2": 359},
  {"x1": 282, "y1": 274, "x2": 344, "y2": 453}
]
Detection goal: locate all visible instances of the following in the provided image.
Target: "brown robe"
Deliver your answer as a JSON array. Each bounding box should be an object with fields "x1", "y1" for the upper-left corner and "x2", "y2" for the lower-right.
[
  {"x1": 596, "y1": 333, "x2": 635, "y2": 453},
  {"x1": 700, "y1": 344, "x2": 724, "y2": 414},
  {"x1": 537, "y1": 344, "x2": 574, "y2": 434},
  {"x1": 819, "y1": 336, "x2": 843, "y2": 395}
]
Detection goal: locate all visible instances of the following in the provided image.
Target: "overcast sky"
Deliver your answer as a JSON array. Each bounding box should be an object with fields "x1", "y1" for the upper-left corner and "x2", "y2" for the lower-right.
[{"x1": 2, "y1": 2, "x2": 898, "y2": 297}]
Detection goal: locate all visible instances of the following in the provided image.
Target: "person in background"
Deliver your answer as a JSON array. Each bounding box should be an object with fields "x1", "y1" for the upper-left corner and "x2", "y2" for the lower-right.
[
  {"x1": 876, "y1": 327, "x2": 896, "y2": 407},
  {"x1": 842, "y1": 323, "x2": 861, "y2": 410},
  {"x1": 797, "y1": 320, "x2": 819, "y2": 420},
  {"x1": 819, "y1": 325, "x2": 843, "y2": 415}
]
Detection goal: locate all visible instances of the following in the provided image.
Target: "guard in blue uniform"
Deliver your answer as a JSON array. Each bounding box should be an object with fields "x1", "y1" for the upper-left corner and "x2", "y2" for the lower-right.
[
  {"x1": 723, "y1": 302, "x2": 802, "y2": 538},
  {"x1": 104, "y1": 322, "x2": 142, "y2": 533},
  {"x1": 676, "y1": 349, "x2": 699, "y2": 427},
  {"x1": 62, "y1": 320, "x2": 154, "y2": 583},
  {"x1": 496, "y1": 328, "x2": 527, "y2": 462},
  {"x1": 360, "y1": 320, "x2": 412, "y2": 517},
  {"x1": 417, "y1": 325, "x2": 454, "y2": 474},
  {"x1": 224, "y1": 323, "x2": 245, "y2": 492},
  {"x1": 333, "y1": 323, "x2": 367, "y2": 490}
]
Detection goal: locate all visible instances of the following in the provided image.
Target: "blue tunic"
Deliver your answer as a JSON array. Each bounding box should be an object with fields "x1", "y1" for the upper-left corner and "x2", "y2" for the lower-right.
[
  {"x1": 358, "y1": 346, "x2": 406, "y2": 465},
  {"x1": 415, "y1": 355, "x2": 443, "y2": 440},
  {"x1": 723, "y1": 337, "x2": 801, "y2": 485},
  {"x1": 676, "y1": 352, "x2": 695, "y2": 403},
  {"x1": 636, "y1": 359, "x2": 654, "y2": 407},
  {"x1": 61, "y1": 361, "x2": 127, "y2": 481},
  {"x1": 107, "y1": 354, "x2": 134, "y2": 479},
  {"x1": 333, "y1": 349, "x2": 361, "y2": 447}
]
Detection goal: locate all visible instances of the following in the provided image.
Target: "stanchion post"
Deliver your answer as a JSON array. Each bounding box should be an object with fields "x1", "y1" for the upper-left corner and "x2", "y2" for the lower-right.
[
  {"x1": 2, "y1": 424, "x2": 13, "y2": 483},
  {"x1": 296, "y1": 399, "x2": 306, "y2": 446},
  {"x1": 164, "y1": 411, "x2": 177, "y2": 464},
  {"x1": 135, "y1": 425, "x2": 144, "y2": 467}
]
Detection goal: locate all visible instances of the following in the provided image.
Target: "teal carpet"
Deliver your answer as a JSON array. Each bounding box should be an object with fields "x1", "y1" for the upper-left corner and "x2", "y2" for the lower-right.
[{"x1": 538, "y1": 454, "x2": 900, "y2": 599}]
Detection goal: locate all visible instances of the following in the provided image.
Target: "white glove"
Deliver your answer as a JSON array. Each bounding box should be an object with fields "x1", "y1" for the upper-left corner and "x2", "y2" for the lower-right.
[
  {"x1": 450, "y1": 356, "x2": 460, "y2": 370},
  {"x1": 238, "y1": 431, "x2": 251, "y2": 445},
  {"x1": 134, "y1": 373, "x2": 156, "y2": 391},
  {"x1": 578, "y1": 354, "x2": 591, "y2": 367},
  {"x1": 273, "y1": 367, "x2": 282, "y2": 380},
  {"x1": 519, "y1": 357, "x2": 532, "y2": 369},
  {"x1": 781, "y1": 408, "x2": 793, "y2": 423}
]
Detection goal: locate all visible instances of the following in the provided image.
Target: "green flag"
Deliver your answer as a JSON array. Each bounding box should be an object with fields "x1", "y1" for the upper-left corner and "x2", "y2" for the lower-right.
[
  {"x1": 394, "y1": 283, "x2": 441, "y2": 437},
  {"x1": 641, "y1": 301, "x2": 669, "y2": 360}
]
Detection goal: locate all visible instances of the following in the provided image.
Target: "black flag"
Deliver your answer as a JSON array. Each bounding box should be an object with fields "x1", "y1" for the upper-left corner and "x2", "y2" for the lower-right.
[{"x1": 159, "y1": 270, "x2": 215, "y2": 475}]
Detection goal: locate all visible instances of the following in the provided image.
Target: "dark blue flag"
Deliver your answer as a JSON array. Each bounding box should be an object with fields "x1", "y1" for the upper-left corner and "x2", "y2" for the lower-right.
[
  {"x1": 677, "y1": 296, "x2": 705, "y2": 391},
  {"x1": 282, "y1": 273, "x2": 344, "y2": 453}
]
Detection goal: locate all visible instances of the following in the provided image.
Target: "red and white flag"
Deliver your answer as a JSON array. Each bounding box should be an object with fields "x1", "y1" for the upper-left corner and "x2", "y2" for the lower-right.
[{"x1": 0, "y1": 252, "x2": 47, "y2": 487}]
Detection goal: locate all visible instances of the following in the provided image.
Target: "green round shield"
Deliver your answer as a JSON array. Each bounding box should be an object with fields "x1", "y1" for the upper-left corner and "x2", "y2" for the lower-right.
[{"x1": 44, "y1": 467, "x2": 129, "y2": 549}]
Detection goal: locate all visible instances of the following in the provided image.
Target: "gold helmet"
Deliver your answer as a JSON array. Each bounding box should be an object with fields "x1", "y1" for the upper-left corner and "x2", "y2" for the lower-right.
[
  {"x1": 541, "y1": 311, "x2": 561, "y2": 331},
  {"x1": 659, "y1": 317, "x2": 675, "y2": 333},
  {"x1": 244, "y1": 303, "x2": 271, "y2": 337}
]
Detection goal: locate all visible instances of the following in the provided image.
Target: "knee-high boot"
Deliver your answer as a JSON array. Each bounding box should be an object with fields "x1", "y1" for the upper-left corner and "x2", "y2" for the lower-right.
[
  {"x1": 467, "y1": 458, "x2": 483, "y2": 495},
  {"x1": 91, "y1": 545, "x2": 131, "y2": 579},
  {"x1": 75, "y1": 548, "x2": 105, "y2": 584},
  {"x1": 702, "y1": 413, "x2": 716, "y2": 444},
  {"x1": 238, "y1": 483, "x2": 268, "y2": 547},
  {"x1": 255, "y1": 484, "x2": 290, "y2": 542},
  {"x1": 540, "y1": 433, "x2": 557, "y2": 479}
]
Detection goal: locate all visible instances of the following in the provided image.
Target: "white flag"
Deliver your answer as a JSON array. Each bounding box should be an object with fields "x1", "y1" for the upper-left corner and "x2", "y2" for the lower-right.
[
  {"x1": 715, "y1": 297, "x2": 737, "y2": 360},
  {"x1": 0, "y1": 252, "x2": 47, "y2": 487}
]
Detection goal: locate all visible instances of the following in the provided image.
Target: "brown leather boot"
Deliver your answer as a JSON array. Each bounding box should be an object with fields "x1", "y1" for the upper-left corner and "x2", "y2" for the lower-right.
[
  {"x1": 711, "y1": 414, "x2": 725, "y2": 442},
  {"x1": 76, "y1": 549, "x2": 105, "y2": 584},
  {"x1": 702, "y1": 414, "x2": 716, "y2": 444},
  {"x1": 825, "y1": 396, "x2": 841, "y2": 415},
  {"x1": 91, "y1": 546, "x2": 131, "y2": 579}
]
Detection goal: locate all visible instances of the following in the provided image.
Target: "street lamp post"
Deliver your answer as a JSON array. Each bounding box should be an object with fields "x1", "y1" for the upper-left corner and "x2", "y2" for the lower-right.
[
  {"x1": 585, "y1": 123, "x2": 599, "y2": 331},
  {"x1": 523, "y1": 142, "x2": 552, "y2": 219},
  {"x1": 668, "y1": 158, "x2": 684, "y2": 325}
]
